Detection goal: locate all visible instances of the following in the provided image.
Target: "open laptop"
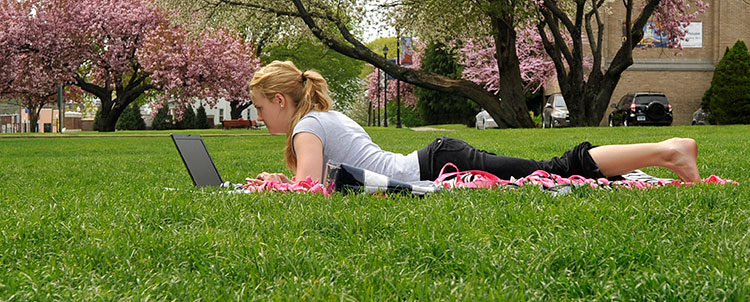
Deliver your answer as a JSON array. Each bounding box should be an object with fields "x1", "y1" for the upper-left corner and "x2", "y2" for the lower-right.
[{"x1": 171, "y1": 134, "x2": 224, "y2": 187}]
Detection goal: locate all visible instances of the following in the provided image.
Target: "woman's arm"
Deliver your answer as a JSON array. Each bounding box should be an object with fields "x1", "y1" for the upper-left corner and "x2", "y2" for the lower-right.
[
  {"x1": 292, "y1": 132, "x2": 324, "y2": 182},
  {"x1": 249, "y1": 132, "x2": 323, "y2": 185}
]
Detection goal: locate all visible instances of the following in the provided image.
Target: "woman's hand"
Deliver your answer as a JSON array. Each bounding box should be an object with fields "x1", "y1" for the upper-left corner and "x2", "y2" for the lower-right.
[{"x1": 248, "y1": 172, "x2": 293, "y2": 185}]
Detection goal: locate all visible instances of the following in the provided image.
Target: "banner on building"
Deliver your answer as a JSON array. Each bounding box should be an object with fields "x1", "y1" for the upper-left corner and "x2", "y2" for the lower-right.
[
  {"x1": 399, "y1": 37, "x2": 414, "y2": 65},
  {"x1": 622, "y1": 21, "x2": 702, "y2": 48},
  {"x1": 681, "y1": 22, "x2": 702, "y2": 48}
]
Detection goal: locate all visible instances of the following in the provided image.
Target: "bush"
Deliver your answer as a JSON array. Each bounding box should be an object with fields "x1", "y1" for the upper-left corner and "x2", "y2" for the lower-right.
[
  {"x1": 702, "y1": 40, "x2": 750, "y2": 124},
  {"x1": 415, "y1": 42, "x2": 478, "y2": 126},
  {"x1": 386, "y1": 103, "x2": 425, "y2": 127},
  {"x1": 151, "y1": 106, "x2": 173, "y2": 130},
  {"x1": 196, "y1": 105, "x2": 212, "y2": 129},
  {"x1": 116, "y1": 103, "x2": 146, "y2": 130},
  {"x1": 175, "y1": 105, "x2": 196, "y2": 129}
]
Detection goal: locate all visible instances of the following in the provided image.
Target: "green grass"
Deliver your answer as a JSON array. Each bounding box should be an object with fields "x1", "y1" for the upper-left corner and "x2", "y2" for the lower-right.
[{"x1": 1, "y1": 125, "x2": 748, "y2": 300}]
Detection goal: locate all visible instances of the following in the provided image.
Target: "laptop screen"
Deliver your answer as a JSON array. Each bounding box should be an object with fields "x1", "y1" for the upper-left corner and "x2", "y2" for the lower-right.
[{"x1": 171, "y1": 134, "x2": 223, "y2": 187}]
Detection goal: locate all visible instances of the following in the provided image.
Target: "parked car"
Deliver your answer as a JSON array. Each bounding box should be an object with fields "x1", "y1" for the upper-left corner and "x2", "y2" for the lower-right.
[
  {"x1": 542, "y1": 93, "x2": 570, "y2": 128},
  {"x1": 691, "y1": 108, "x2": 710, "y2": 125},
  {"x1": 475, "y1": 110, "x2": 498, "y2": 130},
  {"x1": 608, "y1": 92, "x2": 673, "y2": 126}
]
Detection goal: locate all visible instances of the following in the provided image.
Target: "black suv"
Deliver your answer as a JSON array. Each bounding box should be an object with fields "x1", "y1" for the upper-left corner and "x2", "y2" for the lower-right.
[{"x1": 608, "y1": 92, "x2": 673, "y2": 126}]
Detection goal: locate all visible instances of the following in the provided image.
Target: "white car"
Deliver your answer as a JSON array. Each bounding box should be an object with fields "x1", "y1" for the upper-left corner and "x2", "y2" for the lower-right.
[{"x1": 475, "y1": 110, "x2": 498, "y2": 130}]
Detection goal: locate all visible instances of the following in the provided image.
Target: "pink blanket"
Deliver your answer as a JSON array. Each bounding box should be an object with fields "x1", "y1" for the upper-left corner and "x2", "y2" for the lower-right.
[{"x1": 232, "y1": 167, "x2": 738, "y2": 196}]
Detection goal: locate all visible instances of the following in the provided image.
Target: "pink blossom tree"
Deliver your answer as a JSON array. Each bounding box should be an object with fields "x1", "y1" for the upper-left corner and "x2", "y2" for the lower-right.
[
  {"x1": 1, "y1": 0, "x2": 260, "y2": 132},
  {"x1": 458, "y1": 24, "x2": 558, "y2": 96},
  {"x1": 141, "y1": 27, "x2": 261, "y2": 121},
  {"x1": 0, "y1": 0, "x2": 89, "y2": 132},
  {"x1": 536, "y1": 0, "x2": 709, "y2": 126}
]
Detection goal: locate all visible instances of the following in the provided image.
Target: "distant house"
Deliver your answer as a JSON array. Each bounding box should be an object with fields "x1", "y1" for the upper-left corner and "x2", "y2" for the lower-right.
[
  {"x1": 0, "y1": 102, "x2": 84, "y2": 133},
  {"x1": 140, "y1": 99, "x2": 258, "y2": 129}
]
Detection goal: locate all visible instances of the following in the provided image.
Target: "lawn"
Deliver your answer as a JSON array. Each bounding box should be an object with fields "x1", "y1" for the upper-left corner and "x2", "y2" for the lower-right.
[{"x1": 1, "y1": 125, "x2": 748, "y2": 300}]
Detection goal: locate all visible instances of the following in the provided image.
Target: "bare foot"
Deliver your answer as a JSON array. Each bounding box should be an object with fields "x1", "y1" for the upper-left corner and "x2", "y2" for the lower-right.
[{"x1": 662, "y1": 138, "x2": 700, "y2": 182}]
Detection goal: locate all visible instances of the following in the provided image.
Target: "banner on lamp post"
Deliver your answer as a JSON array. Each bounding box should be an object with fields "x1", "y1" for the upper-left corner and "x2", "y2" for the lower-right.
[
  {"x1": 386, "y1": 59, "x2": 397, "y2": 80},
  {"x1": 399, "y1": 37, "x2": 414, "y2": 65}
]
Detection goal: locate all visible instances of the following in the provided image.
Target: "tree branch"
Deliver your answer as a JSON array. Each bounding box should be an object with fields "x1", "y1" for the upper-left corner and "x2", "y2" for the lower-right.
[
  {"x1": 585, "y1": 0, "x2": 605, "y2": 73},
  {"x1": 537, "y1": 22, "x2": 569, "y2": 91},
  {"x1": 288, "y1": 0, "x2": 492, "y2": 97},
  {"x1": 542, "y1": 0, "x2": 577, "y2": 34},
  {"x1": 538, "y1": 8, "x2": 575, "y2": 68},
  {"x1": 605, "y1": 0, "x2": 660, "y2": 78},
  {"x1": 73, "y1": 73, "x2": 110, "y2": 100},
  {"x1": 117, "y1": 83, "x2": 156, "y2": 106}
]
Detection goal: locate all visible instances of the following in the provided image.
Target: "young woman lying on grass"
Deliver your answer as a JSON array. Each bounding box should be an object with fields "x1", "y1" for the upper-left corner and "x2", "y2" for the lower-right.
[{"x1": 246, "y1": 61, "x2": 700, "y2": 186}]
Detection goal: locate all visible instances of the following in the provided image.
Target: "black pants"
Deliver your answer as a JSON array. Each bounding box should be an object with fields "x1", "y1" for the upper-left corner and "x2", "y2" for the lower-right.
[{"x1": 417, "y1": 137, "x2": 606, "y2": 181}]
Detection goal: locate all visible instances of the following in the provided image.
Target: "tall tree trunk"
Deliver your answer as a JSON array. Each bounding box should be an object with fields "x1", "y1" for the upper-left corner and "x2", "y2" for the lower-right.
[
  {"x1": 490, "y1": 14, "x2": 535, "y2": 128},
  {"x1": 98, "y1": 97, "x2": 128, "y2": 132},
  {"x1": 27, "y1": 102, "x2": 42, "y2": 133},
  {"x1": 230, "y1": 100, "x2": 252, "y2": 120}
]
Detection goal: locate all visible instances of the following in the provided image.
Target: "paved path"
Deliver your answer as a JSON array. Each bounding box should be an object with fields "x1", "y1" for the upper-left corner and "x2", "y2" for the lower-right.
[{"x1": 409, "y1": 127, "x2": 456, "y2": 132}]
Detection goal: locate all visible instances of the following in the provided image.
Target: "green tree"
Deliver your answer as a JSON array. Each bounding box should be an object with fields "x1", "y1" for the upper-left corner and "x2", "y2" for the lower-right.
[
  {"x1": 116, "y1": 103, "x2": 146, "y2": 130},
  {"x1": 151, "y1": 106, "x2": 172, "y2": 130},
  {"x1": 263, "y1": 39, "x2": 365, "y2": 112},
  {"x1": 196, "y1": 105, "x2": 211, "y2": 129},
  {"x1": 415, "y1": 42, "x2": 477, "y2": 126},
  {"x1": 175, "y1": 104, "x2": 197, "y2": 129},
  {"x1": 702, "y1": 40, "x2": 750, "y2": 124}
]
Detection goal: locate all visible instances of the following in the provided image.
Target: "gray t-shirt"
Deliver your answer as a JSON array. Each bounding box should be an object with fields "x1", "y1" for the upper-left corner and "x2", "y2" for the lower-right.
[{"x1": 292, "y1": 110, "x2": 420, "y2": 181}]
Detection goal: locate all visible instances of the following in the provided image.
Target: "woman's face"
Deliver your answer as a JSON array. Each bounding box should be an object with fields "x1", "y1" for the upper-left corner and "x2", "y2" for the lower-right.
[{"x1": 252, "y1": 90, "x2": 293, "y2": 134}]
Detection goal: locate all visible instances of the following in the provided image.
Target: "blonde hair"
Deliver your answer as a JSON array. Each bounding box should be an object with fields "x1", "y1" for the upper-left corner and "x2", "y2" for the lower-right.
[{"x1": 249, "y1": 61, "x2": 332, "y2": 170}]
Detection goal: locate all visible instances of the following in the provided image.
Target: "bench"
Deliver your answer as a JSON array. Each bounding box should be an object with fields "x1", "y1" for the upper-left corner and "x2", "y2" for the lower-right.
[{"x1": 221, "y1": 119, "x2": 252, "y2": 130}]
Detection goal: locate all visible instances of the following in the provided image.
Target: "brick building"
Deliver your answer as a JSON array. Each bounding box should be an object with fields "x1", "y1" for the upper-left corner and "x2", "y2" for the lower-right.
[{"x1": 547, "y1": 0, "x2": 750, "y2": 125}]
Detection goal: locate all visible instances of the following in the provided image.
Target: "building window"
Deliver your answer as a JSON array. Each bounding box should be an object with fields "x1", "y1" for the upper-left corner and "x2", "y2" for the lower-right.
[
  {"x1": 44, "y1": 123, "x2": 52, "y2": 133},
  {"x1": 219, "y1": 109, "x2": 224, "y2": 122}
]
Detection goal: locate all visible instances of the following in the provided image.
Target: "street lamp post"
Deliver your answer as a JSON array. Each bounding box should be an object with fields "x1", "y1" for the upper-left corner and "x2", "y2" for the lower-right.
[
  {"x1": 383, "y1": 45, "x2": 388, "y2": 128},
  {"x1": 376, "y1": 68, "x2": 381, "y2": 126},
  {"x1": 368, "y1": 95, "x2": 372, "y2": 126},
  {"x1": 57, "y1": 85, "x2": 64, "y2": 133},
  {"x1": 396, "y1": 35, "x2": 402, "y2": 128}
]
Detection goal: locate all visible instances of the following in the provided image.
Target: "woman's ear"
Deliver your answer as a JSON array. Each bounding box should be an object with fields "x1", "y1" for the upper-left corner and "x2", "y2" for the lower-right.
[{"x1": 274, "y1": 93, "x2": 286, "y2": 108}]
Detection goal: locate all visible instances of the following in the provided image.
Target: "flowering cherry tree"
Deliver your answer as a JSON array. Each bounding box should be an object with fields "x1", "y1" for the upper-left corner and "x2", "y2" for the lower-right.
[
  {"x1": 459, "y1": 25, "x2": 557, "y2": 95},
  {"x1": 141, "y1": 28, "x2": 261, "y2": 121},
  {"x1": 0, "y1": 0, "x2": 89, "y2": 132},
  {"x1": 1, "y1": 0, "x2": 260, "y2": 132}
]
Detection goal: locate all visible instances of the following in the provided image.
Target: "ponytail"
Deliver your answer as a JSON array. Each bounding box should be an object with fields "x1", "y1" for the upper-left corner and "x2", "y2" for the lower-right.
[{"x1": 249, "y1": 61, "x2": 332, "y2": 171}]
